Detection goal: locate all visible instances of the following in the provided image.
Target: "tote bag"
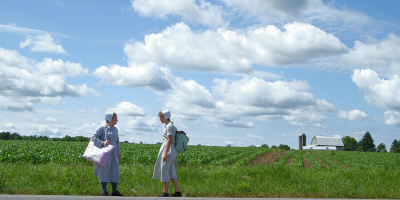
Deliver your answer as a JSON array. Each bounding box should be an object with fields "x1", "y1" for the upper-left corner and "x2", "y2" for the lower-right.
[
  {"x1": 82, "y1": 126, "x2": 115, "y2": 166},
  {"x1": 82, "y1": 140, "x2": 115, "y2": 166}
]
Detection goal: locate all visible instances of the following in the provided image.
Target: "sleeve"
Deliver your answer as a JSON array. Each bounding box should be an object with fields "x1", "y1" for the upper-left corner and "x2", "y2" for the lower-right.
[
  {"x1": 166, "y1": 124, "x2": 174, "y2": 136},
  {"x1": 91, "y1": 126, "x2": 105, "y2": 148},
  {"x1": 116, "y1": 129, "x2": 121, "y2": 156}
]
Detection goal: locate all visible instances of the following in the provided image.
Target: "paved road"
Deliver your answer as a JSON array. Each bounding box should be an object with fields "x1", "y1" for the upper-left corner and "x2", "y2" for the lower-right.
[{"x1": 0, "y1": 195, "x2": 381, "y2": 200}]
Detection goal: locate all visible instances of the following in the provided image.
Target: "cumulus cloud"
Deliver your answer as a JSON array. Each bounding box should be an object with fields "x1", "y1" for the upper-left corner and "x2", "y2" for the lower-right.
[
  {"x1": 131, "y1": 0, "x2": 225, "y2": 27},
  {"x1": 0, "y1": 47, "x2": 99, "y2": 112},
  {"x1": 164, "y1": 76, "x2": 334, "y2": 127},
  {"x1": 124, "y1": 22, "x2": 347, "y2": 74},
  {"x1": 342, "y1": 34, "x2": 400, "y2": 75},
  {"x1": 338, "y1": 109, "x2": 367, "y2": 120},
  {"x1": 352, "y1": 69, "x2": 400, "y2": 110},
  {"x1": 93, "y1": 63, "x2": 171, "y2": 91},
  {"x1": 383, "y1": 111, "x2": 400, "y2": 126},
  {"x1": 107, "y1": 101, "x2": 146, "y2": 117},
  {"x1": 19, "y1": 34, "x2": 68, "y2": 55},
  {"x1": 36, "y1": 58, "x2": 88, "y2": 76}
]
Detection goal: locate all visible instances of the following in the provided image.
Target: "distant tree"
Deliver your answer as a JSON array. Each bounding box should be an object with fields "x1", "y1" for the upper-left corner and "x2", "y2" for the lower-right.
[
  {"x1": 63, "y1": 135, "x2": 73, "y2": 141},
  {"x1": 278, "y1": 144, "x2": 290, "y2": 150},
  {"x1": 342, "y1": 136, "x2": 359, "y2": 151},
  {"x1": 271, "y1": 145, "x2": 278, "y2": 149},
  {"x1": 377, "y1": 143, "x2": 387, "y2": 153},
  {"x1": 9, "y1": 133, "x2": 22, "y2": 140},
  {"x1": 390, "y1": 139, "x2": 399, "y2": 153},
  {"x1": 0, "y1": 132, "x2": 11, "y2": 140},
  {"x1": 359, "y1": 132, "x2": 376, "y2": 152},
  {"x1": 261, "y1": 144, "x2": 269, "y2": 148}
]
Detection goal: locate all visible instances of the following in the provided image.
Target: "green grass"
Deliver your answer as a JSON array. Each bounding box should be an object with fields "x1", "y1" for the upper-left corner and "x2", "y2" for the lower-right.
[
  {"x1": 1, "y1": 162, "x2": 399, "y2": 198},
  {"x1": 0, "y1": 140, "x2": 400, "y2": 198}
]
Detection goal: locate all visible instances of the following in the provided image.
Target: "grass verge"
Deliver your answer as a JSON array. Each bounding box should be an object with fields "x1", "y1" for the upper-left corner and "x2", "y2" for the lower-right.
[{"x1": 0, "y1": 162, "x2": 399, "y2": 198}]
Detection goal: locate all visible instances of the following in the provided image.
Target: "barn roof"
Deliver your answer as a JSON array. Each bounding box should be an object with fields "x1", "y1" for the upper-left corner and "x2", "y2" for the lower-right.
[{"x1": 310, "y1": 135, "x2": 344, "y2": 146}]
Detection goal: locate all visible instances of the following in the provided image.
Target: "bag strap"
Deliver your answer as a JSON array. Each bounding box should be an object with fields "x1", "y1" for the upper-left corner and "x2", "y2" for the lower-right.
[{"x1": 104, "y1": 126, "x2": 109, "y2": 141}]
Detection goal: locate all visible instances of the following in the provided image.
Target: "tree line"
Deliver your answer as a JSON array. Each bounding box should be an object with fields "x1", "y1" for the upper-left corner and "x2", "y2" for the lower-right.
[
  {"x1": 0, "y1": 132, "x2": 89, "y2": 142},
  {"x1": 342, "y1": 132, "x2": 400, "y2": 153}
]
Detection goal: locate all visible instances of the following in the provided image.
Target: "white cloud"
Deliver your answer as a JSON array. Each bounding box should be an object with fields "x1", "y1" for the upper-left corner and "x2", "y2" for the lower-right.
[
  {"x1": 342, "y1": 34, "x2": 400, "y2": 75},
  {"x1": 124, "y1": 22, "x2": 347, "y2": 74},
  {"x1": 246, "y1": 132, "x2": 263, "y2": 139},
  {"x1": 352, "y1": 69, "x2": 400, "y2": 111},
  {"x1": 19, "y1": 34, "x2": 68, "y2": 55},
  {"x1": 0, "y1": 47, "x2": 99, "y2": 112},
  {"x1": 46, "y1": 117, "x2": 57, "y2": 122},
  {"x1": 338, "y1": 109, "x2": 368, "y2": 120},
  {"x1": 36, "y1": 58, "x2": 89, "y2": 77},
  {"x1": 107, "y1": 102, "x2": 146, "y2": 117},
  {"x1": 0, "y1": 23, "x2": 46, "y2": 35},
  {"x1": 93, "y1": 63, "x2": 171, "y2": 91},
  {"x1": 383, "y1": 111, "x2": 400, "y2": 126},
  {"x1": 131, "y1": 0, "x2": 225, "y2": 27},
  {"x1": 164, "y1": 76, "x2": 334, "y2": 127},
  {"x1": 225, "y1": 140, "x2": 235, "y2": 145}
]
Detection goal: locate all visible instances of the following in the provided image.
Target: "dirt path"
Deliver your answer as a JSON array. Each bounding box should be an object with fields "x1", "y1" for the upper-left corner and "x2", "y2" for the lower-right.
[{"x1": 250, "y1": 151, "x2": 289, "y2": 165}]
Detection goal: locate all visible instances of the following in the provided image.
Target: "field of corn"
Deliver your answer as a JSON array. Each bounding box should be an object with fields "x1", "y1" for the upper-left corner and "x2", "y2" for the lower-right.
[{"x1": 0, "y1": 140, "x2": 399, "y2": 198}]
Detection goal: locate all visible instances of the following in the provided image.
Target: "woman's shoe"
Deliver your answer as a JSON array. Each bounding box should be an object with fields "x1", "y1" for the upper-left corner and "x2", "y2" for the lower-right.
[
  {"x1": 112, "y1": 191, "x2": 123, "y2": 196},
  {"x1": 159, "y1": 193, "x2": 169, "y2": 197},
  {"x1": 172, "y1": 192, "x2": 182, "y2": 197},
  {"x1": 102, "y1": 192, "x2": 108, "y2": 196}
]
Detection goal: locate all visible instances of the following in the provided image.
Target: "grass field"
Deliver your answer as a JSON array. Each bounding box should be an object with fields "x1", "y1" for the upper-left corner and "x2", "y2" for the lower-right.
[{"x1": 0, "y1": 140, "x2": 399, "y2": 198}]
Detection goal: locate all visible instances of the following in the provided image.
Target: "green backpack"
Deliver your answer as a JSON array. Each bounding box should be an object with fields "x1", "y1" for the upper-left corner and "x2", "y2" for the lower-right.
[{"x1": 175, "y1": 131, "x2": 189, "y2": 153}]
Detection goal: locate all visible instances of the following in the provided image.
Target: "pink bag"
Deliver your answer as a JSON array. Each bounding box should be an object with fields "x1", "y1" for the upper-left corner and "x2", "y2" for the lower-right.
[
  {"x1": 82, "y1": 126, "x2": 115, "y2": 166},
  {"x1": 82, "y1": 140, "x2": 115, "y2": 166}
]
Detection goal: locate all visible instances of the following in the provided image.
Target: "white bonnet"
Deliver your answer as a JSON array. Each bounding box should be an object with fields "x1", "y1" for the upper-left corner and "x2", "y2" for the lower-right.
[
  {"x1": 105, "y1": 112, "x2": 114, "y2": 122},
  {"x1": 161, "y1": 110, "x2": 171, "y2": 119}
]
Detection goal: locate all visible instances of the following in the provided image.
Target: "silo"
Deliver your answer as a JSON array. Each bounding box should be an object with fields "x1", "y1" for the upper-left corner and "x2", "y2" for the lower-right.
[{"x1": 299, "y1": 133, "x2": 306, "y2": 150}]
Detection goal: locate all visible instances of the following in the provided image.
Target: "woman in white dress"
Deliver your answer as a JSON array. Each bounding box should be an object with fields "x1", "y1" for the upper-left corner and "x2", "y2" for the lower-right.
[
  {"x1": 153, "y1": 110, "x2": 182, "y2": 197},
  {"x1": 91, "y1": 112, "x2": 123, "y2": 196}
]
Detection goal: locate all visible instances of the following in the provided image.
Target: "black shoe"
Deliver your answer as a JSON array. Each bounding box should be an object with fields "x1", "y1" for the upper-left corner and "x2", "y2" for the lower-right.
[
  {"x1": 172, "y1": 192, "x2": 182, "y2": 197},
  {"x1": 102, "y1": 192, "x2": 108, "y2": 196},
  {"x1": 112, "y1": 191, "x2": 123, "y2": 196},
  {"x1": 159, "y1": 193, "x2": 169, "y2": 197}
]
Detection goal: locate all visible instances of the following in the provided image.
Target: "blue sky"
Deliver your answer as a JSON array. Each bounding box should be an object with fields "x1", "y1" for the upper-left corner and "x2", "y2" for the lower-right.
[{"x1": 1, "y1": 0, "x2": 400, "y2": 149}]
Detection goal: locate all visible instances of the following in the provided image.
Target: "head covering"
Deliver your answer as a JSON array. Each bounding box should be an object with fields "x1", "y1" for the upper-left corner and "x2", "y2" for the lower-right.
[
  {"x1": 161, "y1": 110, "x2": 171, "y2": 119},
  {"x1": 105, "y1": 112, "x2": 114, "y2": 122}
]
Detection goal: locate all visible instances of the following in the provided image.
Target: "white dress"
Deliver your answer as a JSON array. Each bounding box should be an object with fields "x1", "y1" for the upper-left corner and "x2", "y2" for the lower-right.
[
  {"x1": 153, "y1": 121, "x2": 178, "y2": 182},
  {"x1": 91, "y1": 125, "x2": 121, "y2": 183}
]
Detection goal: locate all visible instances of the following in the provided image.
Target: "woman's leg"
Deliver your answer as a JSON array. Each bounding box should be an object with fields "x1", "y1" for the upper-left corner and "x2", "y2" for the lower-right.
[
  {"x1": 171, "y1": 179, "x2": 180, "y2": 192},
  {"x1": 100, "y1": 182, "x2": 108, "y2": 195},
  {"x1": 163, "y1": 181, "x2": 170, "y2": 193}
]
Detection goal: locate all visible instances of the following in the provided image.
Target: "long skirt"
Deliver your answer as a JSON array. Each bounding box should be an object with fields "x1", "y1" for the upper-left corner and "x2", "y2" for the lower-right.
[
  {"x1": 93, "y1": 146, "x2": 120, "y2": 183},
  {"x1": 153, "y1": 142, "x2": 178, "y2": 182}
]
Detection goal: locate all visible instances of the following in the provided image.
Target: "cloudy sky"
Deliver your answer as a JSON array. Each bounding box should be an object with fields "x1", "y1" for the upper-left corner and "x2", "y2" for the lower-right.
[{"x1": 1, "y1": 0, "x2": 400, "y2": 149}]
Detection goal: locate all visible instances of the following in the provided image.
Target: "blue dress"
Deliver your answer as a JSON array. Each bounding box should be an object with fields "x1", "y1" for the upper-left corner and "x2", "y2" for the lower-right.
[
  {"x1": 153, "y1": 121, "x2": 178, "y2": 182},
  {"x1": 91, "y1": 124, "x2": 121, "y2": 183}
]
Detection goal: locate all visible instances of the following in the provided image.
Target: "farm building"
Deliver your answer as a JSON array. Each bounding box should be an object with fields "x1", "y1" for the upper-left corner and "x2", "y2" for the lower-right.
[{"x1": 302, "y1": 135, "x2": 344, "y2": 151}]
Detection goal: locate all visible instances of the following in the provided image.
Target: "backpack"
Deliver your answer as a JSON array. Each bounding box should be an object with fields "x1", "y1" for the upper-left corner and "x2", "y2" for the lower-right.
[{"x1": 175, "y1": 131, "x2": 189, "y2": 153}]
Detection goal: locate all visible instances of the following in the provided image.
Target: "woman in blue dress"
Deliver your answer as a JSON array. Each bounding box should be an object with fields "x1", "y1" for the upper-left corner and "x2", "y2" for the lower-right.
[
  {"x1": 153, "y1": 110, "x2": 182, "y2": 197},
  {"x1": 91, "y1": 112, "x2": 123, "y2": 196}
]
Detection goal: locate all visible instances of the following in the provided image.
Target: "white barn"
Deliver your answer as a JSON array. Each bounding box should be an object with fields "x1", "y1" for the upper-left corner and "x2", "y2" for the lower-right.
[{"x1": 303, "y1": 135, "x2": 344, "y2": 151}]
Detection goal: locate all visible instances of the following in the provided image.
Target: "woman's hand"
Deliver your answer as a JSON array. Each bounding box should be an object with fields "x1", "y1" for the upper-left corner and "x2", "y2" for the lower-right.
[
  {"x1": 103, "y1": 140, "x2": 110, "y2": 146},
  {"x1": 163, "y1": 152, "x2": 168, "y2": 162},
  {"x1": 119, "y1": 155, "x2": 121, "y2": 161}
]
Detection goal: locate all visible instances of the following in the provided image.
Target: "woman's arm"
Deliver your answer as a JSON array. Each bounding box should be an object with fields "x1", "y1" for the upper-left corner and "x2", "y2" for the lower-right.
[
  {"x1": 91, "y1": 126, "x2": 106, "y2": 147},
  {"x1": 163, "y1": 135, "x2": 174, "y2": 162}
]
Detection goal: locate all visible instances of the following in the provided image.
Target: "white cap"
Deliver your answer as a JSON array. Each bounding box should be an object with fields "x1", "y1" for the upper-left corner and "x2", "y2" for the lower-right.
[
  {"x1": 105, "y1": 112, "x2": 113, "y2": 122},
  {"x1": 161, "y1": 110, "x2": 171, "y2": 119}
]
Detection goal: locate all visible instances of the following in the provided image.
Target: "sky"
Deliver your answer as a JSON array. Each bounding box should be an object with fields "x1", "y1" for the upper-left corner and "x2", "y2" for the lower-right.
[{"x1": 1, "y1": 0, "x2": 400, "y2": 149}]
